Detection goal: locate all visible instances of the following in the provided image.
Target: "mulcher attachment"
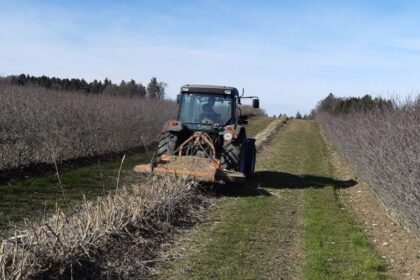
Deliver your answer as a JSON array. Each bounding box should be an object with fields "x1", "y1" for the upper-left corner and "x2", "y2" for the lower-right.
[{"x1": 134, "y1": 132, "x2": 246, "y2": 183}]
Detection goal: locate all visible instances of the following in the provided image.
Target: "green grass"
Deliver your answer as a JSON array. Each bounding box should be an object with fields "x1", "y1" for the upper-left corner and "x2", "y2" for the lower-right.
[
  {"x1": 159, "y1": 185, "x2": 300, "y2": 279},
  {"x1": 0, "y1": 152, "x2": 151, "y2": 230},
  {"x1": 243, "y1": 116, "x2": 274, "y2": 137},
  {"x1": 304, "y1": 186, "x2": 389, "y2": 280},
  {"x1": 158, "y1": 120, "x2": 391, "y2": 280},
  {"x1": 174, "y1": 194, "x2": 280, "y2": 279},
  {"x1": 293, "y1": 121, "x2": 391, "y2": 280}
]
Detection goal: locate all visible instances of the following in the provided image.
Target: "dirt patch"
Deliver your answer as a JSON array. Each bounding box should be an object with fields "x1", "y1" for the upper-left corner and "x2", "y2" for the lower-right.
[{"x1": 327, "y1": 140, "x2": 420, "y2": 280}]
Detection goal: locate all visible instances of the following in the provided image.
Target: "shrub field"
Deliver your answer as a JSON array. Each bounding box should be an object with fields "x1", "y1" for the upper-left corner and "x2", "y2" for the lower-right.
[
  {"x1": 239, "y1": 105, "x2": 266, "y2": 117},
  {"x1": 0, "y1": 85, "x2": 177, "y2": 170},
  {"x1": 317, "y1": 99, "x2": 420, "y2": 236}
]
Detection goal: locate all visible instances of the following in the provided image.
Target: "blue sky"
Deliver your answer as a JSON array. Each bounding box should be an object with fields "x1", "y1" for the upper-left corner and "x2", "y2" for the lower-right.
[{"x1": 1, "y1": 0, "x2": 420, "y2": 115}]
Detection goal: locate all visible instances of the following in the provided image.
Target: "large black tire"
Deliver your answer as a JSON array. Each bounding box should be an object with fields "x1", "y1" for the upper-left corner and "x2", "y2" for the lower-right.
[
  {"x1": 221, "y1": 143, "x2": 241, "y2": 171},
  {"x1": 156, "y1": 132, "x2": 177, "y2": 158},
  {"x1": 244, "y1": 139, "x2": 256, "y2": 178}
]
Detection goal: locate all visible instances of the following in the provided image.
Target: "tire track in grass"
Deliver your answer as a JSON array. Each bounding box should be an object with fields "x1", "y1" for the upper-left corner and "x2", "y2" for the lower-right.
[{"x1": 157, "y1": 120, "x2": 391, "y2": 280}]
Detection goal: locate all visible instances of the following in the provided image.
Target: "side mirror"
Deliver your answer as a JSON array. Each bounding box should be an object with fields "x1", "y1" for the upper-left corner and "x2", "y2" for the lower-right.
[
  {"x1": 252, "y1": 98, "x2": 260, "y2": 109},
  {"x1": 176, "y1": 94, "x2": 181, "y2": 104}
]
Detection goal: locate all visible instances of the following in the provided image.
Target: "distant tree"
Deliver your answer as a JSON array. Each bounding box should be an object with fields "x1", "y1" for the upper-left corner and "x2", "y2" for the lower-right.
[
  {"x1": 318, "y1": 93, "x2": 336, "y2": 113},
  {"x1": 308, "y1": 109, "x2": 316, "y2": 119},
  {"x1": 103, "y1": 84, "x2": 117, "y2": 95},
  {"x1": 147, "y1": 77, "x2": 160, "y2": 98},
  {"x1": 124, "y1": 79, "x2": 144, "y2": 98},
  {"x1": 296, "y1": 111, "x2": 302, "y2": 119},
  {"x1": 16, "y1": 74, "x2": 27, "y2": 86},
  {"x1": 126, "y1": 79, "x2": 136, "y2": 97},
  {"x1": 91, "y1": 79, "x2": 102, "y2": 93},
  {"x1": 316, "y1": 93, "x2": 392, "y2": 115},
  {"x1": 137, "y1": 83, "x2": 147, "y2": 98},
  {"x1": 157, "y1": 81, "x2": 167, "y2": 99}
]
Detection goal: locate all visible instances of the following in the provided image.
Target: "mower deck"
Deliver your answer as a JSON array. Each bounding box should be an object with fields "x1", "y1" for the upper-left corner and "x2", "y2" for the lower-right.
[{"x1": 134, "y1": 155, "x2": 246, "y2": 183}]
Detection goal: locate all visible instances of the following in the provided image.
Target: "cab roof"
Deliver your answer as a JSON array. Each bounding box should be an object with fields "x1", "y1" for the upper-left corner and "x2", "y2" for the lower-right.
[{"x1": 181, "y1": 84, "x2": 239, "y2": 95}]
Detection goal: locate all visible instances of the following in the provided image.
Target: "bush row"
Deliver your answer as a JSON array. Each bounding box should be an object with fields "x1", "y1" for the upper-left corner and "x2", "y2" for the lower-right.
[
  {"x1": 0, "y1": 176, "x2": 205, "y2": 279},
  {"x1": 239, "y1": 105, "x2": 266, "y2": 117},
  {"x1": 0, "y1": 85, "x2": 177, "y2": 170},
  {"x1": 316, "y1": 100, "x2": 420, "y2": 236}
]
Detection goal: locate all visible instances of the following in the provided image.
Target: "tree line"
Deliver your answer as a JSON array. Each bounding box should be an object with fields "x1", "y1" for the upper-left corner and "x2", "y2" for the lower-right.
[
  {"x1": 316, "y1": 93, "x2": 393, "y2": 114},
  {"x1": 0, "y1": 74, "x2": 167, "y2": 99}
]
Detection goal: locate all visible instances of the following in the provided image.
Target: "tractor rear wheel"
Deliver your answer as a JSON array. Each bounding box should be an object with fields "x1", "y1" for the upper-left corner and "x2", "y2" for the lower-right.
[
  {"x1": 156, "y1": 132, "x2": 177, "y2": 158},
  {"x1": 222, "y1": 143, "x2": 241, "y2": 171},
  {"x1": 244, "y1": 139, "x2": 256, "y2": 178}
]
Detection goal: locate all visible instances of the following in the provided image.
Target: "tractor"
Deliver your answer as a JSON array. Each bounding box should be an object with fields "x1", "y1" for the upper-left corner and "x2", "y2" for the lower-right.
[{"x1": 134, "y1": 85, "x2": 260, "y2": 183}]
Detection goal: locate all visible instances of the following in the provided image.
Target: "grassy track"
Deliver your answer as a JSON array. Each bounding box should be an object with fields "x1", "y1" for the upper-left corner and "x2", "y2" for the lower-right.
[
  {"x1": 159, "y1": 120, "x2": 391, "y2": 280},
  {"x1": 243, "y1": 116, "x2": 274, "y2": 137}
]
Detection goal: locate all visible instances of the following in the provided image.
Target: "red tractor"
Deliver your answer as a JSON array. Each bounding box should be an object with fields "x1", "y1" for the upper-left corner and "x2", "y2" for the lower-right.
[{"x1": 135, "y1": 85, "x2": 260, "y2": 183}]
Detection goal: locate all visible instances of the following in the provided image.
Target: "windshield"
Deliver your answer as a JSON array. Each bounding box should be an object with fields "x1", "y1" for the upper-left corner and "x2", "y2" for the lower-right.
[{"x1": 179, "y1": 93, "x2": 232, "y2": 126}]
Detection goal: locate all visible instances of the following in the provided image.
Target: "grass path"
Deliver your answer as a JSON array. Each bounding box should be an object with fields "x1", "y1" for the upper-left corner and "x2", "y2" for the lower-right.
[
  {"x1": 243, "y1": 116, "x2": 274, "y2": 137},
  {"x1": 158, "y1": 120, "x2": 391, "y2": 280}
]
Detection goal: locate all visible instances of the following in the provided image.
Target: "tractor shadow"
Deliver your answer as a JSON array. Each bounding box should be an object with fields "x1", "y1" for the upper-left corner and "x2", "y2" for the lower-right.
[
  {"x1": 204, "y1": 181, "x2": 272, "y2": 197},
  {"x1": 205, "y1": 171, "x2": 357, "y2": 197},
  {"x1": 253, "y1": 171, "x2": 357, "y2": 190}
]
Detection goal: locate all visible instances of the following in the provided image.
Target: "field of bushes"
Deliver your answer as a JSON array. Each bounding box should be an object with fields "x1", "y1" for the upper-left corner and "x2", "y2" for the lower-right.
[
  {"x1": 0, "y1": 84, "x2": 177, "y2": 171},
  {"x1": 317, "y1": 97, "x2": 420, "y2": 236},
  {"x1": 0, "y1": 82, "x2": 267, "y2": 173}
]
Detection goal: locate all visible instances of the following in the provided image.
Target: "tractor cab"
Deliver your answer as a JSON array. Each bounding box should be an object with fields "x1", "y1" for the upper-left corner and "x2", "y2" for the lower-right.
[{"x1": 176, "y1": 85, "x2": 240, "y2": 131}]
